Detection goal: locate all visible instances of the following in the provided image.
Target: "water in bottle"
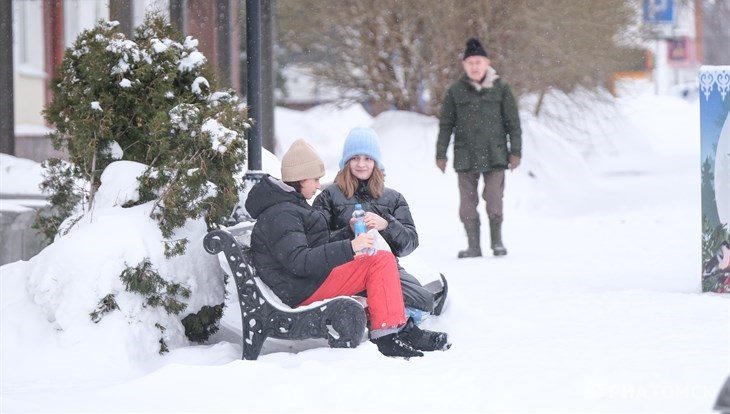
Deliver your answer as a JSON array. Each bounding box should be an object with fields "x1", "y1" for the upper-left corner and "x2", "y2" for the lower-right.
[
  {"x1": 352, "y1": 204, "x2": 376, "y2": 255},
  {"x1": 352, "y1": 204, "x2": 367, "y2": 236}
]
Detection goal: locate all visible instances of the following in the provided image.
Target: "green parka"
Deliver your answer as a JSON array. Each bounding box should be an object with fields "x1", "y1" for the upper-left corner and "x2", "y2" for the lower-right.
[{"x1": 436, "y1": 74, "x2": 522, "y2": 172}]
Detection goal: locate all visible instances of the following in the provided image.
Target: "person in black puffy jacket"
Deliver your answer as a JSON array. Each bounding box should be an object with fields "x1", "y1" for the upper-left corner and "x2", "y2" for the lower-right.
[
  {"x1": 245, "y1": 139, "x2": 449, "y2": 358},
  {"x1": 313, "y1": 127, "x2": 447, "y2": 319}
]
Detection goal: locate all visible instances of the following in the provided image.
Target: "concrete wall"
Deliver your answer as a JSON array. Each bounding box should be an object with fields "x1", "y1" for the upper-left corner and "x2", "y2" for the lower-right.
[
  {"x1": 14, "y1": 133, "x2": 67, "y2": 163},
  {"x1": 0, "y1": 207, "x2": 49, "y2": 266}
]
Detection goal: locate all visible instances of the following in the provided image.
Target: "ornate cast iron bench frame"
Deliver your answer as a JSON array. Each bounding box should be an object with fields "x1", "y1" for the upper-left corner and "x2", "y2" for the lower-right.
[{"x1": 204, "y1": 229, "x2": 367, "y2": 360}]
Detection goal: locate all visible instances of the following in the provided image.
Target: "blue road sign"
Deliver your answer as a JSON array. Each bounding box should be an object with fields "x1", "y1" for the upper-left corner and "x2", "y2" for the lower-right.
[{"x1": 643, "y1": 0, "x2": 674, "y2": 23}]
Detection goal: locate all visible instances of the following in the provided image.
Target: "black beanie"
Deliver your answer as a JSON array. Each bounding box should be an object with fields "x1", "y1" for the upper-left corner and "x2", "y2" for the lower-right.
[{"x1": 463, "y1": 38, "x2": 488, "y2": 60}]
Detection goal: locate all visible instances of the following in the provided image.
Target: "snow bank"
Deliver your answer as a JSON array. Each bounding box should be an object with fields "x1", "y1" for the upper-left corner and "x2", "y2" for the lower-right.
[{"x1": 3, "y1": 161, "x2": 225, "y2": 363}]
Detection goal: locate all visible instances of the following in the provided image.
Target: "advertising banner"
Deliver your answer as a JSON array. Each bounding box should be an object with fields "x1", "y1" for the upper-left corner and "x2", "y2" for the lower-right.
[{"x1": 700, "y1": 66, "x2": 730, "y2": 293}]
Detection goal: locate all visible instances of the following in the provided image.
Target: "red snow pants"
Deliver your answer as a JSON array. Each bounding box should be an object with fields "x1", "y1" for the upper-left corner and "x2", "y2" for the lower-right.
[{"x1": 299, "y1": 250, "x2": 407, "y2": 330}]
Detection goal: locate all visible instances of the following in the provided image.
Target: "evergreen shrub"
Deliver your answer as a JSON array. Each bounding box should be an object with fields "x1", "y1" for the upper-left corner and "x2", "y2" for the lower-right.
[{"x1": 38, "y1": 14, "x2": 250, "y2": 349}]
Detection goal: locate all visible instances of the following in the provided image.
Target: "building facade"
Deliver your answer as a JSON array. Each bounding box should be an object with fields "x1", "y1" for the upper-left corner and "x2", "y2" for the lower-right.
[{"x1": 10, "y1": 0, "x2": 239, "y2": 162}]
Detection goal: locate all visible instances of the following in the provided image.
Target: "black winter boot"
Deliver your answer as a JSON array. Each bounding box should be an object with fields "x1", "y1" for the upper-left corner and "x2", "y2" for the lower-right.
[
  {"x1": 422, "y1": 273, "x2": 448, "y2": 316},
  {"x1": 490, "y1": 219, "x2": 507, "y2": 256},
  {"x1": 399, "y1": 318, "x2": 451, "y2": 352},
  {"x1": 458, "y1": 221, "x2": 482, "y2": 258},
  {"x1": 371, "y1": 333, "x2": 424, "y2": 358},
  {"x1": 433, "y1": 273, "x2": 448, "y2": 316}
]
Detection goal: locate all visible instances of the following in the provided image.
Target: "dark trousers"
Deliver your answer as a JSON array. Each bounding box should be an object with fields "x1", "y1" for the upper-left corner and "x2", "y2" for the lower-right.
[
  {"x1": 457, "y1": 170, "x2": 505, "y2": 223},
  {"x1": 399, "y1": 265, "x2": 434, "y2": 313}
]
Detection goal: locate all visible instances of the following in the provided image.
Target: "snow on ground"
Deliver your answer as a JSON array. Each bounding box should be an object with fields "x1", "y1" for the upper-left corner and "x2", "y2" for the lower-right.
[{"x1": 1, "y1": 85, "x2": 728, "y2": 413}]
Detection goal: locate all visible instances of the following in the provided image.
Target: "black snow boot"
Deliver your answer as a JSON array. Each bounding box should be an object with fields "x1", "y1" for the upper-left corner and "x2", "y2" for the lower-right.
[
  {"x1": 432, "y1": 273, "x2": 448, "y2": 316},
  {"x1": 399, "y1": 318, "x2": 451, "y2": 352},
  {"x1": 458, "y1": 221, "x2": 482, "y2": 258},
  {"x1": 489, "y1": 218, "x2": 507, "y2": 256},
  {"x1": 422, "y1": 273, "x2": 449, "y2": 316},
  {"x1": 371, "y1": 333, "x2": 424, "y2": 358}
]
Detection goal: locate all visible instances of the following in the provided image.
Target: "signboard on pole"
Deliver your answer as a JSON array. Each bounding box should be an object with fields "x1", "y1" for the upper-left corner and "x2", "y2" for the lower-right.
[
  {"x1": 668, "y1": 37, "x2": 688, "y2": 62},
  {"x1": 643, "y1": 0, "x2": 675, "y2": 24},
  {"x1": 700, "y1": 66, "x2": 730, "y2": 293},
  {"x1": 668, "y1": 37, "x2": 695, "y2": 68}
]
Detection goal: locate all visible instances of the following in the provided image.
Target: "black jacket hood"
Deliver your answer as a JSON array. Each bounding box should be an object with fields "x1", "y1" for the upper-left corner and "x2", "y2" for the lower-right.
[{"x1": 245, "y1": 174, "x2": 307, "y2": 220}]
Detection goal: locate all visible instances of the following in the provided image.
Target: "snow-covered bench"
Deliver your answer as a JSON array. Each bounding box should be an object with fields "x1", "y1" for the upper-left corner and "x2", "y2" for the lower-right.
[{"x1": 203, "y1": 228, "x2": 367, "y2": 360}]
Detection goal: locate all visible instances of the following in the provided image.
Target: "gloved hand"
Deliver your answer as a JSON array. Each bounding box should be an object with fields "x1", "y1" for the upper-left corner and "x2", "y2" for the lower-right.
[
  {"x1": 436, "y1": 159, "x2": 446, "y2": 173},
  {"x1": 509, "y1": 155, "x2": 521, "y2": 170}
]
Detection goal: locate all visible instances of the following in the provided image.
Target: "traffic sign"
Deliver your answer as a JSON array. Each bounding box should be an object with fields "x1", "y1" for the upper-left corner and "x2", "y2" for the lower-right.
[{"x1": 643, "y1": 0, "x2": 674, "y2": 24}]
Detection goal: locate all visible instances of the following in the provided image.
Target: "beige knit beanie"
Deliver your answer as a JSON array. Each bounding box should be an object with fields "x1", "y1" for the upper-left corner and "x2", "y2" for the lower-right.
[{"x1": 280, "y1": 139, "x2": 325, "y2": 182}]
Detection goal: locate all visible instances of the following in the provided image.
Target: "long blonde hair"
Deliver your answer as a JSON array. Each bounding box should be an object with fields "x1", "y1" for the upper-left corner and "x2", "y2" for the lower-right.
[{"x1": 334, "y1": 165, "x2": 385, "y2": 199}]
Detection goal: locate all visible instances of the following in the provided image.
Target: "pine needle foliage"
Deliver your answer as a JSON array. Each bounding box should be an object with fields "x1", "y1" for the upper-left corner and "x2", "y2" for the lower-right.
[
  {"x1": 155, "y1": 323, "x2": 170, "y2": 354},
  {"x1": 89, "y1": 294, "x2": 119, "y2": 323},
  {"x1": 120, "y1": 258, "x2": 191, "y2": 315},
  {"x1": 34, "y1": 158, "x2": 85, "y2": 240},
  {"x1": 181, "y1": 304, "x2": 224, "y2": 343}
]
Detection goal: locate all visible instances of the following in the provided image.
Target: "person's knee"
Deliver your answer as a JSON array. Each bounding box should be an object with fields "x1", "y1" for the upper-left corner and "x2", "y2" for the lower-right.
[
  {"x1": 374, "y1": 250, "x2": 395, "y2": 258},
  {"x1": 373, "y1": 250, "x2": 397, "y2": 264},
  {"x1": 370, "y1": 251, "x2": 401, "y2": 283}
]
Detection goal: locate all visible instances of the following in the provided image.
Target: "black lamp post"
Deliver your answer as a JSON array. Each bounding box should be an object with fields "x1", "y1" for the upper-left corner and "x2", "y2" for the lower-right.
[
  {"x1": 245, "y1": 0, "x2": 262, "y2": 175},
  {"x1": 0, "y1": 0, "x2": 14, "y2": 156},
  {"x1": 228, "y1": 0, "x2": 263, "y2": 225}
]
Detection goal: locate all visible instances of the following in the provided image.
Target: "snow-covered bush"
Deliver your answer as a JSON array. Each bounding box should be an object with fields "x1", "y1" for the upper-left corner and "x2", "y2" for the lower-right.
[
  {"x1": 25, "y1": 161, "x2": 228, "y2": 357},
  {"x1": 35, "y1": 14, "x2": 250, "y2": 353}
]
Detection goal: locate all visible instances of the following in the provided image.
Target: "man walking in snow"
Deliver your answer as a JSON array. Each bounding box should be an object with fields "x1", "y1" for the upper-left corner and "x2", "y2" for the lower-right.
[{"x1": 436, "y1": 38, "x2": 522, "y2": 258}]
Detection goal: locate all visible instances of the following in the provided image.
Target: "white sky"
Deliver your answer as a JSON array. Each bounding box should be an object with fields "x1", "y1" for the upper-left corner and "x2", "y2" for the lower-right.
[{"x1": 1, "y1": 81, "x2": 728, "y2": 413}]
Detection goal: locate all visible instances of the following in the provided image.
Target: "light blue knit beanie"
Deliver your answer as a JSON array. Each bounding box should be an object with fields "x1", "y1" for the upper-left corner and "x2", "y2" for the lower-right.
[{"x1": 339, "y1": 127, "x2": 385, "y2": 170}]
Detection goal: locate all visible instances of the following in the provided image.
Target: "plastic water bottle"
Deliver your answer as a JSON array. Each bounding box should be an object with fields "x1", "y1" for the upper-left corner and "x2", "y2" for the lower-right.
[
  {"x1": 352, "y1": 204, "x2": 367, "y2": 236},
  {"x1": 352, "y1": 204, "x2": 376, "y2": 255}
]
